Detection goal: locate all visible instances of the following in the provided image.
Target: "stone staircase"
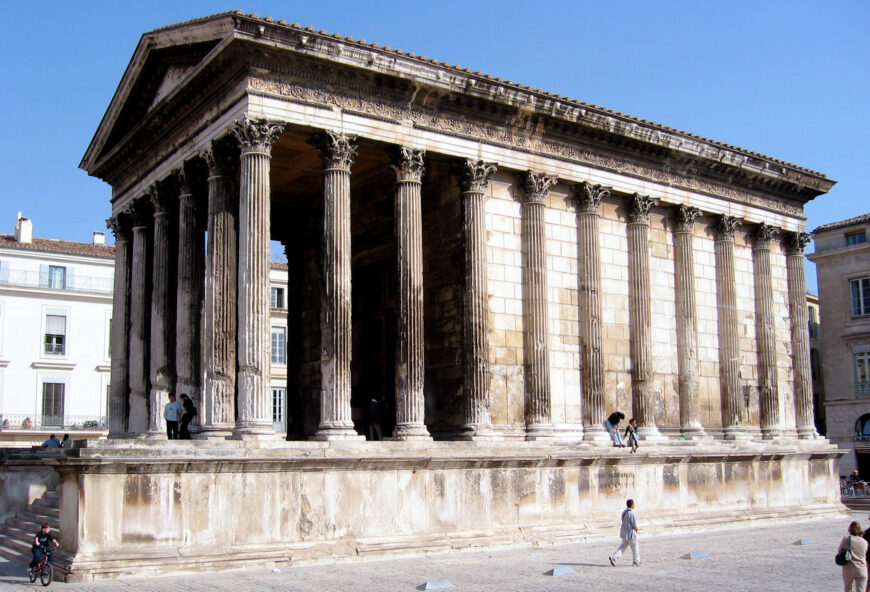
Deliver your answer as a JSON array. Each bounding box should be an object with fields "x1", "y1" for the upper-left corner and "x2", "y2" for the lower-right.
[{"x1": 0, "y1": 488, "x2": 60, "y2": 566}]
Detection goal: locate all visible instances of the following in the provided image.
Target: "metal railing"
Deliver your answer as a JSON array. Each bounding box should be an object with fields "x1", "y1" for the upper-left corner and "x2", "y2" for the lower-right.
[
  {"x1": 43, "y1": 343, "x2": 65, "y2": 355},
  {"x1": 0, "y1": 414, "x2": 107, "y2": 431},
  {"x1": 0, "y1": 269, "x2": 113, "y2": 294},
  {"x1": 858, "y1": 383, "x2": 870, "y2": 397}
]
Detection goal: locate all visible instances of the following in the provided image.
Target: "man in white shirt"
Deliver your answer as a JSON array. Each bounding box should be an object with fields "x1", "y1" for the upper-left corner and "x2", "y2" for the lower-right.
[
  {"x1": 609, "y1": 498, "x2": 641, "y2": 566},
  {"x1": 164, "y1": 394, "x2": 183, "y2": 440}
]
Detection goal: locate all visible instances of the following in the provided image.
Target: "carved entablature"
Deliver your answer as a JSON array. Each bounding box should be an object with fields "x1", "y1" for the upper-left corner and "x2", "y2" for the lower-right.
[
  {"x1": 714, "y1": 215, "x2": 741, "y2": 241},
  {"x1": 391, "y1": 146, "x2": 426, "y2": 183},
  {"x1": 457, "y1": 159, "x2": 498, "y2": 193},
  {"x1": 522, "y1": 172, "x2": 557, "y2": 205},
  {"x1": 784, "y1": 231, "x2": 812, "y2": 256},
  {"x1": 573, "y1": 182, "x2": 611, "y2": 214},
  {"x1": 106, "y1": 212, "x2": 132, "y2": 241},
  {"x1": 627, "y1": 194, "x2": 659, "y2": 224},
  {"x1": 753, "y1": 223, "x2": 780, "y2": 249},
  {"x1": 673, "y1": 205, "x2": 702, "y2": 233},
  {"x1": 231, "y1": 117, "x2": 284, "y2": 156},
  {"x1": 308, "y1": 130, "x2": 358, "y2": 171}
]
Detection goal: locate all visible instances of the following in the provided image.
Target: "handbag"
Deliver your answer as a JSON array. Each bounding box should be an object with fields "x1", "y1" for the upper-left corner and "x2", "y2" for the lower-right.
[{"x1": 835, "y1": 538, "x2": 853, "y2": 566}]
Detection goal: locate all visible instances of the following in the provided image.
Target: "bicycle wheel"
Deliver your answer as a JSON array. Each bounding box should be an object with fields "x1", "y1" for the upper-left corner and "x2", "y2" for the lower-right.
[
  {"x1": 40, "y1": 563, "x2": 52, "y2": 586},
  {"x1": 28, "y1": 566, "x2": 37, "y2": 583}
]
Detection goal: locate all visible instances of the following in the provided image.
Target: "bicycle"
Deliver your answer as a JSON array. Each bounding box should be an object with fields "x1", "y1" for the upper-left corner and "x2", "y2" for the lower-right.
[{"x1": 28, "y1": 545, "x2": 53, "y2": 586}]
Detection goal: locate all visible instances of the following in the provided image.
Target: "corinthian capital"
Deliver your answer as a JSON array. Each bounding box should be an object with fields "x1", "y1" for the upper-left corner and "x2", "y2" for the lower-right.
[
  {"x1": 673, "y1": 205, "x2": 702, "y2": 233},
  {"x1": 106, "y1": 212, "x2": 132, "y2": 241},
  {"x1": 232, "y1": 116, "x2": 284, "y2": 156},
  {"x1": 308, "y1": 130, "x2": 358, "y2": 171},
  {"x1": 627, "y1": 193, "x2": 659, "y2": 224},
  {"x1": 391, "y1": 146, "x2": 426, "y2": 183},
  {"x1": 146, "y1": 183, "x2": 170, "y2": 216},
  {"x1": 573, "y1": 181, "x2": 611, "y2": 214},
  {"x1": 126, "y1": 198, "x2": 152, "y2": 228},
  {"x1": 753, "y1": 223, "x2": 779, "y2": 249},
  {"x1": 201, "y1": 139, "x2": 239, "y2": 178},
  {"x1": 175, "y1": 167, "x2": 191, "y2": 197},
  {"x1": 457, "y1": 159, "x2": 497, "y2": 193},
  {"x1": 784, "y1": 231, "x2": 812, "y2": 256},
  {"x1": 522, "y1": 171, "x2": 557, "y2": 204},
  {"x1": 714, "y1": 215, "x2": 740, "y2": 241}
]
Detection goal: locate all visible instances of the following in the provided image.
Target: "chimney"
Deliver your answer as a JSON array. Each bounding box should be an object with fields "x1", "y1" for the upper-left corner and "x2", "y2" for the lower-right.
[
  {"x1": 93, "y1": 231, "x2": 105, "y2": 245},
  {"x1": 15, "y1": 214, "x2": 32, "y2": 244}
]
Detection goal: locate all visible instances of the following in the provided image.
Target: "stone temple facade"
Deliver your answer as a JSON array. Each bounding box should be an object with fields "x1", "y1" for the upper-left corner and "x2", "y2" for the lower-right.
[{"x1": 0, "y1": 11, "x2": 846, "y2": 581}]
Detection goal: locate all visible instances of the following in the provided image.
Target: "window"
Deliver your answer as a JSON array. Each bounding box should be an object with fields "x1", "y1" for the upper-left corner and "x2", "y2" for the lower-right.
[
  {"x1": 48, "y1": 266, "x2": 66, "y2": 289},
  {"x1": 271, "y1": 287, "x2": 285, "y2": 309},
  {"x1": 44, "y1": 313, "x2": 66, "y2": 355},
  {"x1": 272, "y1": 387, "x2": 286, "y2": 431},
  {"x1": 852, "y1": 278, "x2": 870, "y2": 317},
  {"x1": 0, "y1": 259, "x2": 8, "y2": 284},
  {"x1": 42, "y1": 382, "x2": 65, "y2": 427},
  {"x1": 271, "y1": 327, "x2": 286, "y2": 364},
  {"x1": 858, "y1": 351, "x2": 870, "y2": 397},
  {"x1": 847, "y1": 231, "x2": 867, "y2": 246}
]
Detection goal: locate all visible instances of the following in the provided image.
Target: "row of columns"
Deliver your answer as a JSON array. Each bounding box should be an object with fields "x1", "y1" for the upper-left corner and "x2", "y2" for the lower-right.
[{"x1": 106, "y1": 116, "x2": 816, "y2": 442}]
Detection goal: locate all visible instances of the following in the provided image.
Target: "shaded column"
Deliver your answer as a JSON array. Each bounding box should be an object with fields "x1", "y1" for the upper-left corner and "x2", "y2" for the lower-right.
[
  {"x1": 127, "y1": 199, "x2": 151, "y2": 435},
  {"x1": 147, "y1": 183, "x2": 176, "y2": 437},
  {"x1": 175, "y1": 166, "x2": 205, "y2": 429},
  {"x1": 785, "y1": 231, "x2": 817, "y2": 439},
  {"x1": 626, "y1": 194, "x2": 662, "y2": 440},
  {"x1": 714, "y1": 215, "x2": 746, "y2": 439},
  {"x1": 308, "y1": 130, "x2": 362, "y2": 440},
  {"x1": 106, "y1": 213, "x2": 132, "y2": 437},
  {"x1": 391, "y1": 147, "x2": 432, "y2": 440},
  {"x1": 753, "y1": 223, "x2": 781, "y2": 439},
  {"x1": 672, "y1": 205, "x2": 706, "y2": 438},
  {"x1": 574, "y1": 182, "x2": 609, "y2": 443},
  {"x1": 200, "y1": 141, "x2": 239, "y2": 437},
  {"x1": 521, "y1": 171, "x2": 557, "y2": 440},
  {"x1": 232, "y1": 117, "x2": 284, "y2": 437},
  {"x1": 457, "y1": 159, "x2": 498, "y2": 440}
]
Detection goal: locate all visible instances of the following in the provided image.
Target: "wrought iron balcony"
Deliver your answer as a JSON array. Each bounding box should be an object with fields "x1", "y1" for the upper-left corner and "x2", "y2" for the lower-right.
[
  {"x1": 0, "y1": 414, "x2": 107, "y2": 431},
  {"x1": 0, "y1": 269, "x2": 113, "y2": 294}
]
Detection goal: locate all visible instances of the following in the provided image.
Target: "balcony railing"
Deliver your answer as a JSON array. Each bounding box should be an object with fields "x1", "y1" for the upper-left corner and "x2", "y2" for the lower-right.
[
  {"x1": 858, "y1": 383, "x2": 870, "y2": 397},
  {"x1": 44, "y1": 343, "x2": 65, "y2": 355},
  {"x1": 0, "y1": 414, "x2": 107, "y2": 431},
  {"x1": 0, "y1": 269, "x2": 112, "y2": 294}
]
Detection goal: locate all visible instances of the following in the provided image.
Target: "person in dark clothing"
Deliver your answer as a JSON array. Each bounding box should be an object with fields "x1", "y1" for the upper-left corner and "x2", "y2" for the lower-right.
[
  {"x1": 178, "y1": 393, "x2": 197, "y2": 440},
  {"x1": 623, "y1": 418, "x2": 639, "y2": 453},
  {"x1": 605, "y1": 411, "x2": 626, "y2": 447},
  {"x1": 367, "y1": 397, "x2": 382, "y2": 440},
  {"x1": 29, "y1": 523, "x2": 59, "y2": 568}
]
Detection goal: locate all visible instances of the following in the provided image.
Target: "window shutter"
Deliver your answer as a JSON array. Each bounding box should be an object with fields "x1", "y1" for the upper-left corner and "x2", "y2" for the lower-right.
[
  {"x1": 39, "y1": 264, "x2": 49, "y2": 288},
  {"x1": 65, "y1": 266, "x2": 75, "y2": 290},
  {"x1": 0, "y1": 260, "x2": 7, "y2": 284},
  {"x1": 46, "y1": 314, "x2": 66, "y2": 335}
]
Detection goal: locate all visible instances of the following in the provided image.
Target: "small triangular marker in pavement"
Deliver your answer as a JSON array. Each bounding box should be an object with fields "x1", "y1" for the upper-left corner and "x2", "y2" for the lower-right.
[
  {"x1": 417, "y1": 580, "x2": 455, "y2": 591},
  {"x1": 681, "y1": 551, "x2": 709, "y2": 560},
  {"x1": 793, "y1": 538, "x2": 816, "y2": 545},
  {"x1": 546, "y1": 567, "x2": 577, "y2": 576}
]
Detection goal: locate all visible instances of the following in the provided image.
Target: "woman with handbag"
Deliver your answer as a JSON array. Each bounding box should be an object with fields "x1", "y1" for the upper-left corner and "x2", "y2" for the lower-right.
[{"x1": 838, "y1": 521, "x2": 868, "y2": 591}]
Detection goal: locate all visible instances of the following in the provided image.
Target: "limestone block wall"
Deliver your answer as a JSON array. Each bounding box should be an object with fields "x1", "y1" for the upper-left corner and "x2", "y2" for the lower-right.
[
  {"x1": 771, "y1": 246, "x2": 796, "y2": 431},
  {"x1": 735, "y1": 232, "x2": 760, "y2": 428},
  {"x1": 649, "y1": 211, "x2": 678, "y2": 425},
  {"x1": 694, "y1": 221, "x2": 723, "y2": 428}
]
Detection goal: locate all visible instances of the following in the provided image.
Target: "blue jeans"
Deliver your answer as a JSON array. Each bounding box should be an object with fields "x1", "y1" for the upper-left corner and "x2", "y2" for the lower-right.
[
  {"x1": 31, "y1": 546, "x2": 52, "y2": 567},
  {"x1": 604, "y1": 420, "x2": 624, "y2": 446}
]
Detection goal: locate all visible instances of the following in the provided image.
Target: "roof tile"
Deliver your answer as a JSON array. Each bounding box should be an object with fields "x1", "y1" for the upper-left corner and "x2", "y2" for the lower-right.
[{"x1": 0, "y1": 234, "x2": 115, "y2": 258}]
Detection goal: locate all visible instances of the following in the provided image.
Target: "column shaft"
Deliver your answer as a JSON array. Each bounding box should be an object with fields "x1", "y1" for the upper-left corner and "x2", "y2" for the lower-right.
[
  {"x1": 575, "y1": 182, "x2": 608, "y2": 442},
  {"x1": 714, "y1": 216, "x2": 744, "y2": 438},
  {"x1": 391, "y1": 147, "x2": 431, "y2": 440},
  {"x1": 233, "y1": 118, "x2": 284, "y2": 436},
  {"x1": 753, "y1": 224, "x2": 780, "y2": 439},
  {"x1": 148, "y1": 187, "x2": 175, "y2": 436},
  {"x1": 201, "y1": 145, "x2": 238, "y2": 436},
  {"x1": 107, "y1": 216, "x2": 131, "y2": 437},
  {"x1": 127, "y1": 207, "x2": 150, "y2": 435},
  {"x1": 309, "y1": 130, "x2": 362, "y2": 440},
  {"x1": 786, "y1": 232, "x2": 816, "y2": 438}
]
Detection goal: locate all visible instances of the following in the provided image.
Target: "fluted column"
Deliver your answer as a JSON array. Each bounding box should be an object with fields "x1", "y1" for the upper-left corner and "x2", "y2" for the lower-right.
[
  {"x1": 672, "y1": 205, "x2": 705, "y2": 438},
  {"x1": 127, "y1": 200, "x2": 151, "y2": 435},
  {"x1": 390, "y1": 147, "x2": 432, "y2": 440},
  {"x1": 753, "y1": 223, "x2": 781, "y2": 439},
  {"x1": 627, "y1": 194, "x2": 662, "y2": 440},
  {"x1": 175, "y1": 167, "x2": 204, "y2": 430},
  {"x1": 574, "y1": 182, "x2": 609, "y2": 443},
  {"x1": 714, "y1": 215, "x2": 746, "y2": 439},
  {"x1": 200, "y1": 142, "x2": 238, "y2": 437},
  {"x1": 521, "y1": 172, "x2": 556, "y2": 440},
  {"x1": 785, "y1": 231, "x2": 817, "y2": 439},
  {"x1": 106, "y1": 213, "x2": 132, "y2": 437},
  {"x1": 231, "y1": 117, "x2": 284, "y2": 437},
  {"x1": 308, "y1": 130, "x2": 362, "y2": 440},
  {"x1": 457, "y1": 159, "x2": 498, "y2": 440},
  {"x1": 147, "y1": 184, "x2": 176, "y2": 437}
]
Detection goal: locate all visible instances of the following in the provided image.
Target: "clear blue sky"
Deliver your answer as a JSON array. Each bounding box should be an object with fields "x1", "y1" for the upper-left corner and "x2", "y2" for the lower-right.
[{"x1": 0, "y1": 1, "x2": 867, "y2": 293}]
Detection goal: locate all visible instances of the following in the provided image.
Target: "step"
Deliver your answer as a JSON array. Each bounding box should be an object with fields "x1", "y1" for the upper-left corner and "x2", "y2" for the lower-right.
[
  {"x1": 31, "y1": 497, "x2": 59, "y2": 511},
  {"x1": 24, "y1": 504, "x2": 59, "y2": 518},
  {"x1": 0, "y1": 522, "x2": 32, "y2": 541},
  {"x1": 43, "y1": 491, "x2": 59, "y2": 502},
  {"x1": 7, "y1": 516, "x2": 58, "y2": 532}
]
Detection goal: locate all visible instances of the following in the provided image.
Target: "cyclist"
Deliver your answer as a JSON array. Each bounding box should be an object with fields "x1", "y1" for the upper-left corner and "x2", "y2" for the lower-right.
[{"x1": 29, "y1": 522, "x2": 59, "y2": 569}]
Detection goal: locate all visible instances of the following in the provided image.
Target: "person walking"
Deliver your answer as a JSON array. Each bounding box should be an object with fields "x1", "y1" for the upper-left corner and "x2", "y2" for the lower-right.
[
  {"x1": 604, "y1": 411, "x2": 626, "y2": 447},
  {"x1": 163, "y1": 393, "x2": 182, "y2": 440},
  {"x1": 178, "y1": 393, "x2": 197, "y2": 440},
  {"x1": 838, "y1": 521, "x2": 867, "y2": 591},
  {"x1": 609, "y1": 499, "x2": 641, "y2": 566}
]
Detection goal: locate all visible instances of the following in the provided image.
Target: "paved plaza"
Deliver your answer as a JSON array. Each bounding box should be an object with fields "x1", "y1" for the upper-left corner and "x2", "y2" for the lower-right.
[{"x1": 0, "y1": 512, "x2": 858, "y2": 591}]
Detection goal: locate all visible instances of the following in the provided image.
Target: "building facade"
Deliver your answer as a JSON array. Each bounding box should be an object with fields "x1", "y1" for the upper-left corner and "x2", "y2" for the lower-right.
[
  {"x1": 0, "y1": 214, "x2": 114, "y2": 444},
  {"x1": 808, "y1": 213, "x2": 870, "y2": 476}
]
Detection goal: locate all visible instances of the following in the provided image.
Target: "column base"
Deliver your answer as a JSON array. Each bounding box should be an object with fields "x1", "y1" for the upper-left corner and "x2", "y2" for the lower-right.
[
  {"x1": 456, "y1": 424, "x2": 501, "y2": 441},
  {"x1": 679, "y1": 426, "x2": 709, "y2": 440},
  {"x1": 761, "y1": 427, "x2": 784, "y2": 440},
  {"x1": 231, "y1": 421, "x2": 279, "y2": 440},
  {"x1": 583, "y1": 425, "x2": 611, "y2": 443},
  {"x1": 525, "y1": 423, "x2": 557, "y2": 441},
  {"x1": 637, "y1": 425, "x2": 667, "y2": 442},
  {"x1": 797, "y1": 427, "x2": 820, "y2": 440},
  {"x1": 195, "y1": 426, "x2": 234, "y2": 441},
  {"x1": 144, "y1": 432, "x2": 169, "y2": 441},
  {"x1": 391, "y1": 423, "x2": 433, "y2": 441},
  {"x1": 311, "y1": 423, "x2": 364, "y2": 441},
  {"x1": 723, "y1": 426, "x2": 752, "y2": 441}
]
